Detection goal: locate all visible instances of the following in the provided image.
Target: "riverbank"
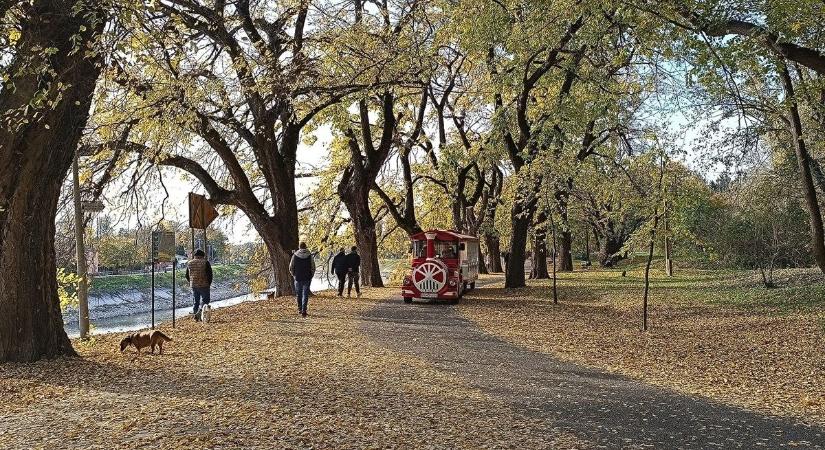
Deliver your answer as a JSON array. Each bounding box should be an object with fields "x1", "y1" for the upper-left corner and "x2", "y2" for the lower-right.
[{"x1": 63, "y1": 271, "x2": 340, "y2": 338}]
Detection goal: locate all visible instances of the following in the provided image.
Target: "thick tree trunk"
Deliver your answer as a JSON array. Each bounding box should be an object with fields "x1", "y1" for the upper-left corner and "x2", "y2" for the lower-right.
[
  {"x1": 532, "y1": 226, "x2": 549, "y2": 279},
  {"x1": 344, "y1": 197, "x2": 384, "y2": 287},
  {"x1": 505, "y1": 209, "x2": 534, "y2": 288},
  {"x1": 779, "y1": 63, "x2": 825, "y2": 274},
  {"x1": 340, "y1": 176, "x2": 383, "y2": 287},
  {"x1": 478, "y1": 248, "x2": 488, "y2": 274},
  {"x1": 266, "y1": 239, "x2": 294, "y2": 297},
  {"x1": 0, "y1": 1, "x2": 105, "y2": 361},
  {"x1": 597, "y1": 233, "x2": 624, "y2": 267},
  {"x1": 248, "y1": 213, "x2": 297, "y2": 296},
  {"x1": 484, "y1": 233, "x2": 503, "y2": 273},
  {"x1": 555, "y1": 231, "x2": 574, "y2": 272}
]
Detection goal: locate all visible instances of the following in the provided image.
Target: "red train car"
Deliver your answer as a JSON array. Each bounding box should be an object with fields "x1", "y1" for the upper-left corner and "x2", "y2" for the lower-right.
[{"x1": 401, "y1": 229, "x2": 480, "y2": 303}]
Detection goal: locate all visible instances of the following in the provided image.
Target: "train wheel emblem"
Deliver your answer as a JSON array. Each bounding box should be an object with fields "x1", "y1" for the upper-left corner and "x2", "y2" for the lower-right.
[{"x1": 413, "y1": 260, "x2": 447, "y2": 293}]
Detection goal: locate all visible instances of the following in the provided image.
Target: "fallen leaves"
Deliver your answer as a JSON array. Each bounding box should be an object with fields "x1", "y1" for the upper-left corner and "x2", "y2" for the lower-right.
[
  {"x1": 0, "y1": 291, "x2": 583, "y2": 449},
  {"x1": 460, "y1": 269, "x2": 825, "y2": 426}
]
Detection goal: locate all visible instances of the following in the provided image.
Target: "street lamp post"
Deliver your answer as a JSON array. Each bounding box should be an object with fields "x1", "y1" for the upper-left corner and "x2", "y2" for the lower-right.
[{"x1": 72, "y1": 150, "x2": 90, "y2": 339}]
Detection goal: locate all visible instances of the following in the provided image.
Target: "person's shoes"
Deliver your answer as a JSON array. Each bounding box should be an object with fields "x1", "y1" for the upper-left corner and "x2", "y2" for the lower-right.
[
  {"x1": 301, "y1": 311, "x2": 307, "y2": 318},
  {"x1": 337, "y1": 294, "x2": 343, "y2": 298},
  {"x1": 347, "y1": 293, "x2": 351, "y2": 298}
]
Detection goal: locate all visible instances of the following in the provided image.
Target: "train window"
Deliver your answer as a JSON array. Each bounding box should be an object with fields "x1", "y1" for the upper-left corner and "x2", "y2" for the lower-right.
[
  {"x1": 413, "y1": 240, "x2": 427, "y2": 258},
  {"x1": 435, "y1": 241, "x2": 459, "y2": 259},
  {"x1": 459, "y1": 242, "x2": 466, "y2": 251}
]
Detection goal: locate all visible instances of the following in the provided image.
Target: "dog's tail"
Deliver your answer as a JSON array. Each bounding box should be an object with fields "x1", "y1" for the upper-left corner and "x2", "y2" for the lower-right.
[{"x1": 155, "y1": 331, "x2": 172, "y2": 342}]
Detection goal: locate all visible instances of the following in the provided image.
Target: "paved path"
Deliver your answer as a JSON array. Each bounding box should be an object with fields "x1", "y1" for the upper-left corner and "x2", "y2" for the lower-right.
[{"x1": 360, "y1": 294, "x2": 825, "y2": 448}]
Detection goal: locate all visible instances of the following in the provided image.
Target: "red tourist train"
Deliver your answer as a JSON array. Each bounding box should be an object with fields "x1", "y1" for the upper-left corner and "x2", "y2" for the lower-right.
[{"x1": 401, "y1": 229, "x2": 480, "y2": 303}]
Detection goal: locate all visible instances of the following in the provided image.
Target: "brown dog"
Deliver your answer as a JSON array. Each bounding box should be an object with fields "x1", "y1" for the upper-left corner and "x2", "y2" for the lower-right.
[{"x1": 119, "y1": 330, "x2": 172, "y2": 355}]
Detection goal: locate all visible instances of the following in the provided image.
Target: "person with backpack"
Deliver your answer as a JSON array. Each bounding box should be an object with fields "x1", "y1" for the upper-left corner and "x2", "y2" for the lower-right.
[
  {"x1": 330, "y1": 248, "x2": 348, "y2": 297},
  {"x1": 185, "y1": 249, "x2": 213, "y2": 321},
  {"x1": 289, "y1": 242, "x2": 316, "y2": 317},
  {"x1": 344, "y1": 246, "x2": 361, "y2": 298}
]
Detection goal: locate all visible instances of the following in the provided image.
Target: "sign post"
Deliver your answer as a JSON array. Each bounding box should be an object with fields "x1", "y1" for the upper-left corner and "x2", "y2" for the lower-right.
[
  {"x1": 188, "y1": 193, "x2": 218, "y2": 257},
  {"x1": 151, "y1": 256, "x2": 155, "y2": 329},
  {"x1": 172, "y1": 258, "x2": 176, "y2": 328}
]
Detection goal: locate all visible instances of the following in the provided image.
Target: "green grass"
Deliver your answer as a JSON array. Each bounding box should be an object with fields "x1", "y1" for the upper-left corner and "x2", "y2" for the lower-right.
[
  {"x1": 89, "y1": 264, "x2": 246, "y2": 296},
  {"x1": 528, "y1": 261, "x2": 825, "y2": 314}
]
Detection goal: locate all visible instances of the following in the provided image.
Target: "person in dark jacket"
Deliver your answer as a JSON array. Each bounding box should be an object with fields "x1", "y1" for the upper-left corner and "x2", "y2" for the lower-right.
[
  {"x1": 330, "y1": 248, "x2": 348, "y2": 297},
  {"x1": 185, "y1": 249, "x2": 213, "y2": 320},
  {"x1": 289, "y1": 242, "x2": 316, "y2": 317},
  {"x1": 344, "y1": 246, "x2": 361, "y2": 298}
]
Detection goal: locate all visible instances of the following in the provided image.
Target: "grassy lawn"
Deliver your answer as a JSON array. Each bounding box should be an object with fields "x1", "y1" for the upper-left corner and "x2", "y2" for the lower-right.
[
  {"x1": 461, "y1": 264, "x2": 825, "y2": 425},
  {"x1": 89, "y1": 264, "x2": 246, "y2": 296}
]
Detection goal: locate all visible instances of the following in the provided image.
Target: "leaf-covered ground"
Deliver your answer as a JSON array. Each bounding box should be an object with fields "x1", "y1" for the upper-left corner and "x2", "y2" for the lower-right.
[
  {"x1": 0, "y1": 289, "x2": 581, "y2": 449},
  {"x1": 459, "y1": 267, "x2": 825, "y2": 426}
]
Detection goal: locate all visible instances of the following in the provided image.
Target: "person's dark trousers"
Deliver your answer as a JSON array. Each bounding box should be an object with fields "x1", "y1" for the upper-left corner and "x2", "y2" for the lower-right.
[
  {"x1": 347, "y1": 272, "x2": 360, "y2": 296},
  {"x1": 336, "y1": 272, "x2": 346, "y2": 296},
  {"x1": 295, "y1": 280, "x2": 311, "y2": 313},
  {"x1": 193, "y1": 287, "x2": 211, "y2": 313}
]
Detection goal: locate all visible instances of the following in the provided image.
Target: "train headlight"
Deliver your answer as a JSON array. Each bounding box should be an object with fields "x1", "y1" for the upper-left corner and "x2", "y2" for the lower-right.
[
  {"x1": 403, "y1": 276, "x2": 412, "y2": 286},
  {"x1": 448, "y1": 279, "x2": 457, "y2": 287}
]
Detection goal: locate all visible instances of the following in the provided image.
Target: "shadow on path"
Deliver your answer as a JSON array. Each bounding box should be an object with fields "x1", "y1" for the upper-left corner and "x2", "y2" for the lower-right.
[{"x1": 360, "y1": 293, "x2": 825, "y2": 448}]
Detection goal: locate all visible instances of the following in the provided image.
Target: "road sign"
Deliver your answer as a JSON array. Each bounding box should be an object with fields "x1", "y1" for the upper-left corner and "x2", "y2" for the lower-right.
[
  {"x1": 81, "y1": 200, "x2": 105, "y2": 212},
  {"x1": 188, "y1": 193, "x2": 219, "y2": 229},
  {"x1": 151, "y1": 230, "x2": 176, "y2": 261}
]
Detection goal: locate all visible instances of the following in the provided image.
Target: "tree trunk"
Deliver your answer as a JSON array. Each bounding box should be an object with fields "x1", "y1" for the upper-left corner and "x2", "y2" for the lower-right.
[
  {"x1": 478, "y1": 248, "x2": 489, "y2": 274},
  {"x1": 341, "y1": 195, "x2": 381, "y2": 287},
  {"x1": 260, "y1": 233, "x2": 295, "y2": 297},
  {"x1": 779, "y1": 63, "x2": 825, "y2": 274},
  {"x1": 0, "y1": 1, "x2": 106, "y2": 361},
  {"x1": 550, "y1": 212, "x2": 558, "y2": 304},
  {"x1": 597, "y1": 234, "x2": 624, "y2": 267},
  {"x1": 663, "y1": 196, "x2": 673, "y2": 277},
  {"x1": 555, "y1": 230, "x2": 574, "y2": 272},
  {"x1": 339, "y1": 173, "x2": 383, "y2": 287},
  {"x1": 554, "y1": 190, "x2": 573, "y2": 272},
  {"x1": 484, "y1": 233, "x2": 503, "y2": 273},
  {"x1": 247, "y1": 212, "x2": 297, "y2": 296},
  {"x1": 505, "y1": 213, "x2": 532, "y2": 288},
  {"x1": 642, "y1": 216, "x2": 657, "y2": 332},
  {"x1": 532, "y1": 226, "x2": 549, "y2": 279}
]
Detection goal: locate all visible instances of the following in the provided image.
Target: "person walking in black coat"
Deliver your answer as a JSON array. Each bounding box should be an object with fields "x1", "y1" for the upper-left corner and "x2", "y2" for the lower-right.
[
  {"x1": 344, "y1": 246, "x2": 361, "y2": 298},
  {"x1": 289, "y1": 242, "x2": 316, "y2": 317},
  {"x1": 330, "y1": 248, "x2": 348, "y2": 297}
]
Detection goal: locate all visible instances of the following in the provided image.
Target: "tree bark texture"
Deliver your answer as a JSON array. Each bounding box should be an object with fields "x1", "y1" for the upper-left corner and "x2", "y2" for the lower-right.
[
  {"x1": 0, "y1": 1, "x2": 106, "y2": 361},
  {"x1": 779, "y1": 63, "x2": 825, "y2": 274}
]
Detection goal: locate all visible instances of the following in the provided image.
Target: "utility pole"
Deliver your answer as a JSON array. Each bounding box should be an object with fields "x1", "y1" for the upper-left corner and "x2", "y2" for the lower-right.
[
  {"x1": 72, "y1": 150, "x2": 90, "y2": 339},
  {"x1": 663, "y1": 160, "x2": 674, "y2": 277}
]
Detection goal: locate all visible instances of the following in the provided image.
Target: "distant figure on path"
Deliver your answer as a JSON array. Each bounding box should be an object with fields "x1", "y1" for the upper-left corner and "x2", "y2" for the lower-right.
[
  {"x1": 345, "y1": 246, "x2": 361, "y2": 298},
  {"x1": 331, "y1": 248, "x2": 348, "y2": 297},
  {"x1": 186, "y1": 249, "x2": 213, "y2": 321},
  {"x1": 290, "y1": 242, "x2": 316, "y2": 317}
]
